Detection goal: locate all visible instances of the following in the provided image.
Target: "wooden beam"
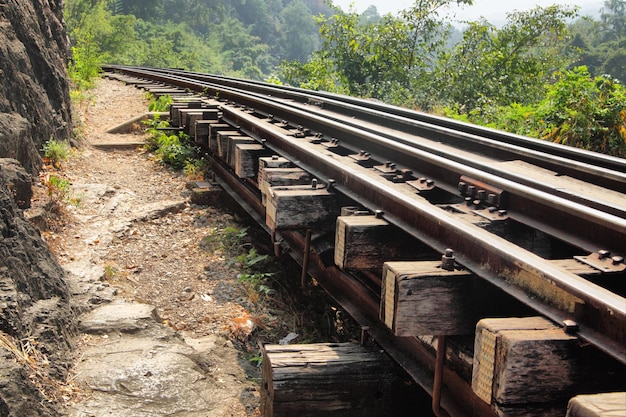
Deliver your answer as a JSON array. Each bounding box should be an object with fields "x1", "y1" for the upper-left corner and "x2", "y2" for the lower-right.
[
  {"x1": 234, "y1": 143, "x2": 270, "y2": 179},
  {"x1": 226, "y1": 136, "x2": 256, "y2": 167},
  {"x1": 334, "y1": 214, "x2": 431, "y2": 271},
  {"x1": 566, "y1": 393, "x2": 626, "y2": 417},
  {"x1": 472, "y1": 317, "x2": 587, "y2": 417},
  {"x1": 261, "y1": 343, "x2": 409, "y2": 417},
  {"x1": 259, "y1": 168, "x2": 312, "y2": 207},
  {"x1": 380, "y1": 261, "x2": 477, "y2": 336},
  {"x1": 266, "y1": 184, "x2": 341, "y2": 231},
  {"x1": 180, "y1": 109, "x2": 204, "y2": 135},
  {"x1": 209, "y1": 126, "x2": 237, "y2": 155},
  {"x1": 194, "y1": 120, "x2": 213, "y2": 146}
]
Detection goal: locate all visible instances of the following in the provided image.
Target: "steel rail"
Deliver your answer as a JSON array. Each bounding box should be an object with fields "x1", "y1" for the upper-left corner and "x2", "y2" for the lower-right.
[
  {"x1": 219, "y1": 104, "x2": 626, "y2": 363},
  {"x1": 103, "y1": 66, "x2": 626, "y2": 362},
  {"x1": 138, "y1": 70, "x2": 625, "y2": 254},
  {"x1": 105, "y1": 65, "x2": 626, "y2": 190}
]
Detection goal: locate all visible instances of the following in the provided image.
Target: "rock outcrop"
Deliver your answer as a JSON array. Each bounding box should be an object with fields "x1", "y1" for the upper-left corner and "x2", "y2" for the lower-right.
[
  {"x1": 0, "y1": 0, "x2": 72, "y2": 176},
  {"x1": 0, "y1": 1, "x2": 74, "y2": 416}
]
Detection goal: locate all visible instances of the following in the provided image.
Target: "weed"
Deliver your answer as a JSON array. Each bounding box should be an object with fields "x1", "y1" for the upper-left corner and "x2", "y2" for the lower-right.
[
  {"x1": 42, "y1": 139, "x2": 71, "y2": 168},
  {"x1": 246, "y1": 354, "x2": 263, "y2": 367},
  {"x1": 104, "y1": 265, "x2": 118, "y2": 280},
  {"x1": 146, "y1": 93, "x2": 173, "y2": 112},
  {"x1": 143, "y1": 115, "x2": 197, "y2": 169},
  {"x1": 155, "y1": 134, "x2": 196, "y2": 169},
  {"x1": 46, "y1": 175, "x2": 71, "y2": 201},
  {"x1": 184, "y1": 157, "x2": 211, "y2": 180}
]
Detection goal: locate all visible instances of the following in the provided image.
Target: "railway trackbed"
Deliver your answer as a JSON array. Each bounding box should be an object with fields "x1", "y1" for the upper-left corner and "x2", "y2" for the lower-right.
[{"x1": 103, "y1": 65, "x2": 626, "y2": 417}]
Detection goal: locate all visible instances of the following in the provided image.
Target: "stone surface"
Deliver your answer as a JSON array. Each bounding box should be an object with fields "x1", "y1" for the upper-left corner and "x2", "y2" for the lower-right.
[
  {"x1": 567, "y1": 393, "x2": 626, "y2": 417},
  {"x1": 0, "y1": 0, "x2": 72, "y2": 176},
  {"x1": 70, "y1": 302, "x2": 254, "y2": 417},
  {"x1": 78, "y1": 302, "x2": 159, "y2": 334},
  {"x1": 0, "y1": 158, "x2": 33, "y2": 209}
]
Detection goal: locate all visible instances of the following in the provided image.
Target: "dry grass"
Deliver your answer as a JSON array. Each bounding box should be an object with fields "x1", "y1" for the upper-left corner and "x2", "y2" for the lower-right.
[{"x1": 0, "y1": 331, "x2": 82, "y2": 406}]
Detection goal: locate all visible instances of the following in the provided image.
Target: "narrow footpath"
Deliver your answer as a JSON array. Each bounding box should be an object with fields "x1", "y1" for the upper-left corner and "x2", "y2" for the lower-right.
[{"x1": 35, "y1": 78, "x2": 261, "y2": 416}]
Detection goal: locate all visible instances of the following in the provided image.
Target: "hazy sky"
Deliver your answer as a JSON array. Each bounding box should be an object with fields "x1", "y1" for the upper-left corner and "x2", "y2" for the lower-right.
[{"x1": 333, "y1": 0, "x2": 604, "y2": 24}]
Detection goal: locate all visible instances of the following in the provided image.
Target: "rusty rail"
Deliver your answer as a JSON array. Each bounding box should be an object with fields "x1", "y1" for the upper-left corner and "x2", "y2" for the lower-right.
[{"x1": 103, "y1": 66, "x2": 626, "y2": 416}]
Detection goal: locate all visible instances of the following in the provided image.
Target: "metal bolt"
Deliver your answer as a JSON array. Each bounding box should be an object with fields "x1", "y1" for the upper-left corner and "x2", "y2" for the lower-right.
[
  {"x1": 473, "y1": 199, "x2": 481, "y2": 206},
  {"x1": 498, "y1": 209, "x2": 508, "y2": 216},
  {"x1": 488, "y1": 206, "x2": 498, "y2": 213},
  {"x1": 598, "y1": 250, "x2": 611, "y2": 259},
  {"x1": 426, "y1": 179, "x2": 434, "y2": 187},
  {"x1": 385, "y1": 161, "x2": 392, "y2": 168},
  {"x1": 311, "y1": 179, "x2": 318, "y2": 189},
  {"x1": 458, "y1": 181, "x2": 466, "y2": 193},
  {"x1": 360, "y1": 326, "x2": 370, "y2": 346},
  {"x1": 477, "y1": 189, "x2": 486, "y2": 200},
  {"x1": 272, "y1": 155, "x2": 279, "y2": 160},
  {"x1": 487, "y1": 193, "x2": 497, "y2": 205},
  {"x1": 441, "y1": 248, "x2": 455, "y2": 271},
  {"x1": 563, "y1": 320, "x2": 579, "y2": 334},
  {"x1": 467, "y1": 185, "x2": 476, "y2": 196},
  {"x1": 465, "y1": 197, "x2": 473, "y2": 206},
  {"x1": 375, "y1": 210, "x2": 384, "y2": 219},
  {"x1": 327, "y1": 179, "x2": 336, "y2": 189},
  {"x1": 612, "y1": 256, "x2": 624, "y2": 265}
]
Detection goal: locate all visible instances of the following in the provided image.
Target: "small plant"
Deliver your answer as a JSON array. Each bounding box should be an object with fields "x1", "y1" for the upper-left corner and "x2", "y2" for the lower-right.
[
  {"x1": 46, "y1": 175, "x2": 71, "y2": 201},
  {"x1": 104, "y1": 265, "x2": 118, "y2": 280},
  {"x1": 155, "y1": 133, "x2": 197, "y2": 169},
  {"x1": 146, "y1": 93, "x2": 173, "y2": 112},
  {"x1": 184, "y1": 157, "x2": 211, "y2": 180},
  {"x1": 42, "y1": 139, "x2": 71, "y2": 168}
]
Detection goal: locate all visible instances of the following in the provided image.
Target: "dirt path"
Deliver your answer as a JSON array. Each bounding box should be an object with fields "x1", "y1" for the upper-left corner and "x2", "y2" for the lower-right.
[{"x1": 38, "y1": 78, "x2": 263, "y2": 416}]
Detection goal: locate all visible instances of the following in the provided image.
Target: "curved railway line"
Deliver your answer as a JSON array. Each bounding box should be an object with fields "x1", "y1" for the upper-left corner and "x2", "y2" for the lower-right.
[{"x1": 104, "y1": 65, "x2": 625, "y2": 417}]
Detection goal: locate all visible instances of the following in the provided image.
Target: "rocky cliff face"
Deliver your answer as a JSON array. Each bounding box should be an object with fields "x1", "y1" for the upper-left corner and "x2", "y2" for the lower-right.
[
  {"x1": 0, "y1": 1, "x2": 75, "y2": 416},
  {"x1": 0, "y1": 0, "x2": 73, "y2": 175}
]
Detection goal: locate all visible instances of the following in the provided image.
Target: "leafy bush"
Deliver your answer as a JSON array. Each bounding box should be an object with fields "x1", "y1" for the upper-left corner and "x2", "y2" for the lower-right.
[
  {"x1": 155, "y1": 133, "x2": 196, "y2": 169},
  {"x1": 444, "y1": 66, "x2": 626, "y2": 157},
  {"x1": 147, "y1": 93, "x2": 173, "y2": 112},
  {"x1": 42, "y1": 139, "x2": 71, "y2": 167}
]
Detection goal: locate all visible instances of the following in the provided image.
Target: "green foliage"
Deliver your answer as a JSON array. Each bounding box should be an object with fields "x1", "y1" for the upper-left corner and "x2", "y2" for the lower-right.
[
  {"x1": 537, "y1": 67, "x2": 626, "y2": 156},
  {"x1": 42, "y1": 139, "x2": 71, "y2": 167},
  {"x1": 435, "y1": 5, "x2": 579, "y2": 111},
  {"x1": 155, "y1": 133, "x2": 196, "y2": 169},
  {"x1": 64, "y1": 0, "x2": 330, "y2": 78},
  {"x1": 444, "y1": 67, "x2": 626, "y2": 157},
  {"x1": 67, "y1": 28, "x2": 104, "y2": 90},
  {"x1": 183, "y1": 157, "x2": 211, "y2": 180},
  {"x1": 146, "y1": 93, "x2": 173, "y2": 112},
  {"x1": 144, "y1": 115, "x2": 197, "y2": 169}
]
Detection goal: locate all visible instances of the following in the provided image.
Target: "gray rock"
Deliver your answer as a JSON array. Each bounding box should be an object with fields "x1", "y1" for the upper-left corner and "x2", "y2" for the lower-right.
[{"x1": 78, "y1": 302, "x2": 159, "y2": 334}]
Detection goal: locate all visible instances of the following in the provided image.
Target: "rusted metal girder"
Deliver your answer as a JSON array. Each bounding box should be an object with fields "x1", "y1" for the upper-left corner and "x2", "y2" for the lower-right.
[{"x1": 218, "y1": 104, "x2": 626, "y2": 364}]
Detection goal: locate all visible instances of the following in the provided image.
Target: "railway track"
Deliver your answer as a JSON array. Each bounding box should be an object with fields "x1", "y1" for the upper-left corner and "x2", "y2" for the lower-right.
[{"x1": 103, "y1": 65, "x2": 625, "y2": 417}]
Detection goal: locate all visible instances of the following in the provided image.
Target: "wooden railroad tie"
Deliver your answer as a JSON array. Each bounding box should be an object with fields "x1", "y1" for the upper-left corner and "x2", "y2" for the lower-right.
[
  {"x1": 261, "y1": 342, "x2": 411, "y2": 417},
  {"x1": 265, "y1": 184, "x2": 342, "y2": 231},
  {"x1": 259, "y1": 168, "x2": 312, "y2": 207},
  {"x1": 472, "y1": 316, "x2": 624, "y2": 417},
  {"x1": 210, "y1": 127, "x2": 238, "y2": 156},
  {"x1": 334, "y1": 213, "x2": 432, "y2": 271},
  {"x1": 234, "y1": 143, "x2": 271, "y2": 179}
]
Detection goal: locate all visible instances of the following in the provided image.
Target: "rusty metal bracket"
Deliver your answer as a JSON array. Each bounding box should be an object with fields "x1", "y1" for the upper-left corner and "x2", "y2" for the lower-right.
[
  {"x1": 458, "y1": 175, "x2": 506, "y2": 208},
  {"x1": 408, "y1": 177, "x2": 436, "y2": 192},
  {"x1": 574, "y1": 251, "x2": 626, "y2": 273}
]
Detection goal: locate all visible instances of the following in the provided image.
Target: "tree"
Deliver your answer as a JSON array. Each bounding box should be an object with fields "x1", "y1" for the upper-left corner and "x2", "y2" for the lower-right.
[
  {"x1": 601, "y1": 0, "x2": 625, "y2": 45},
  {"x1": 306, "y1": 0, "x2": 472, "y2": 103},
  {"x1": 435, "y1": 5, "x2": 579, "y2": 111},
  {"x1": 278, "y1": 0, "x2": 320, "y2": 62},
  {"x1": 537, "y1": 67, "x2": 626, "y2": 156}
]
